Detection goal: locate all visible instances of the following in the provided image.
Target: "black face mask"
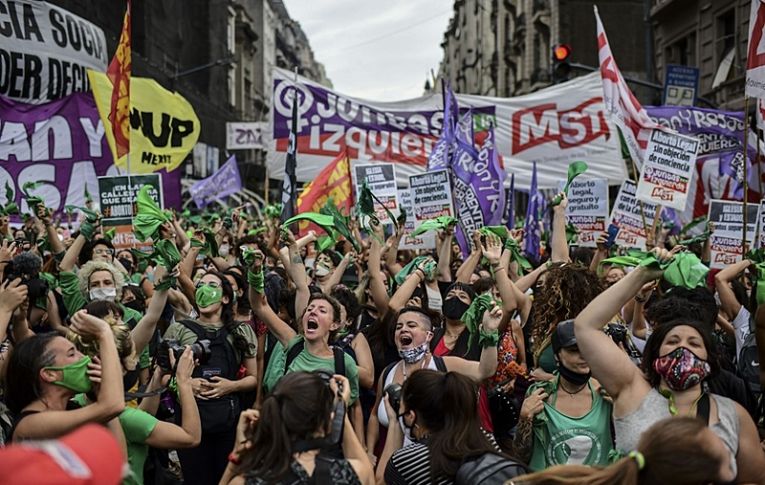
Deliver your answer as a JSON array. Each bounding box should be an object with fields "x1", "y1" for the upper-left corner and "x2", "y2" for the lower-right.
[
  {"x1": 557, "y1": 358, "x2": 591, "y2": 387},
  {"x1": 442, "y1": 296, "x2": 470, "y2": 320},
  {"x1": 118, "y1": 258, "x2": 133, "y2": 273},
  {"x1": 124, "y1": 299, "x2": 146, "y2": 314},
  {"x1": 123, "y1": 368, "x2": 140, "y2": 392}
]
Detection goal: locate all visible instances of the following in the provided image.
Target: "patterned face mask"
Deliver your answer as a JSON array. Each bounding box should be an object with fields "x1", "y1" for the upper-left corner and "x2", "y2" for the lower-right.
[
  {"x1": 653, "y1": 346, "x2": 711, "y2": 391},
  {"x1": 399, "y1": 342, "x2": 429, "y2": 364}
]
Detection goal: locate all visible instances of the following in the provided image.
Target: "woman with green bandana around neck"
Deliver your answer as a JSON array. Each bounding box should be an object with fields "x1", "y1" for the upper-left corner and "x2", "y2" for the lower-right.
[
  {"x1": 5, "y1": 309, "x2": 126, "y2": 443},
  {"x1": 163, "y1": 269, "x2": 258, "y2": 485}
]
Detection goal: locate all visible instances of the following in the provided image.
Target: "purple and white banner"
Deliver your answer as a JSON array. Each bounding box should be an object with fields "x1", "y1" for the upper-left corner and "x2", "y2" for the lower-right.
[
  {"x1": 189, "y1": 155, "x2": 242, "y2": 208},
  {"x1": 0, "y1": 92, "x2": 182, "y2": 216}
]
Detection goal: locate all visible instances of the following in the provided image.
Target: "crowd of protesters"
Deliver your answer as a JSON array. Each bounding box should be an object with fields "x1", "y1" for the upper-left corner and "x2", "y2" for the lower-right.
[{"x1": 0, "y1": 188, "x2": 764, "y2": 485}]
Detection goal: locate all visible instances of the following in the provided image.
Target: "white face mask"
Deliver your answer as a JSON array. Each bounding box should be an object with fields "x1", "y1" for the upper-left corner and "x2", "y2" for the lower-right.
[
  {"x1": 315, "y1": 264, "x2": 331, "y2": 277},
  {"x1": 89, "y1": 287, "x2": 117, "y2": 302},
  {"x1": 219, "y1": 244, "x2": 230, "y2": 257}
]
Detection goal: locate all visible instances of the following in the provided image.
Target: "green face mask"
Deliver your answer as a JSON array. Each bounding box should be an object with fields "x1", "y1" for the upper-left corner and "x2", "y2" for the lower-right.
[
  {"x1": 196, "y1": 284, "x2": 223, "y2": 308},
  {"x1": 44, "y1": 356, "x2": 93, "y2": 393}
]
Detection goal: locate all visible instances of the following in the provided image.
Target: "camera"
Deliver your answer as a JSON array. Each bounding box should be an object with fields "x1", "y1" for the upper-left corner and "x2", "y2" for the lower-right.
[
  {"x1": 384, "y1": 383, "x2": 403, "y2": 413},
  {"x1": 3, "y1": 252, "x2": 48, "y2": 302},
  {"x1": 157, "y1": 338, "x2": 212, "y2": 371}
]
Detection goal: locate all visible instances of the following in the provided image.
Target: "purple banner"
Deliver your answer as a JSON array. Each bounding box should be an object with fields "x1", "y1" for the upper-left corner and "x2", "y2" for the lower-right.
[
  {"x1": 189, "y1": 155, "x2": 242, "y2": 208},
  {"x1": 427, "y1": 82, "x2": 457, "y2": 171},
  {"x1": 0, "y1": 92, "x2": 182, "y2": 217}
]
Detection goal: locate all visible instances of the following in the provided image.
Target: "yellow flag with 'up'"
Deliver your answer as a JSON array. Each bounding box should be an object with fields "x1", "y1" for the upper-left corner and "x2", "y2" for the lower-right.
[{"x1": 88, "y1": 70, "x2": 200, "y2": 174}]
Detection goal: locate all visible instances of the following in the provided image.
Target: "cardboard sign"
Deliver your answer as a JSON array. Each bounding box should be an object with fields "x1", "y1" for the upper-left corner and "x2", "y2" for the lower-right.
[
  {"x1": 609, "y1": 180, "x2": 658, "y2": 249},
  {"x1": 409, "y1": 169, "x2": 455, "y2": 222},
  {"x1": 565, "y1": 178, "x2": 609, "y2": 247},
  {"x1": 352, "y1": 163, "x2": 399, "y2": 225},
  {"x1": 636, "y1": 130, "x2": 698, "y2": 210},
  {"x1": 398, "y1": 189, "x2": 435, "y2": 250},
  {"x1": 708, "y1": 199, "x2": 758, "y2": 269},
  {"x1": 98, "y1": 174, "x2": 163, "y2": 227}
]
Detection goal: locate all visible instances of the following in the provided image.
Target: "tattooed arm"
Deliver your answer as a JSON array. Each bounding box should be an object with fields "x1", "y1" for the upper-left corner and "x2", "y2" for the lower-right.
[{"x1": 512, "y1": 388, "x2": 547, "y2": 463}]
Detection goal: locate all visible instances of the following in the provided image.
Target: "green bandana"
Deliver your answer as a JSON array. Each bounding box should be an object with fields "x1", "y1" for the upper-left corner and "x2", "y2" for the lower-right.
[
  {"x1": 639, "y1": 251, "x2": 709, "y2": 289},
  {"x1": 133, "y1": 185, "x2": 170, "y2": 242},
  {"x1": 394, "y1": 256, "x2": 437, "y2": 286},
  {"x1": 461, "y1": 293, "x2": 495, "y2": 350},
  {"x1": 21, "y1": 181, "x2": 44, "y2": 215},
  {"x1": 410, "y1": 216, "x2": 457, "y2": 237},
  {"x1": 1, "y1": 181, "x2": 18, "y2": 216},
  {"x1": 503, "y1": 237, "x2": 532, "y2": 273}
]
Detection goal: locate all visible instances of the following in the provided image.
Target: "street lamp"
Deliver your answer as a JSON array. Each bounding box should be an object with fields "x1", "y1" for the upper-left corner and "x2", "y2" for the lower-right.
[{"x1": 171, "y1": 56, "x2": 236, "y2": 80}]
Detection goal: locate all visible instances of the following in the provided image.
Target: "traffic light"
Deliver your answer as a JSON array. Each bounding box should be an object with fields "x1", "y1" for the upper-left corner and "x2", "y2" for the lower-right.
[{"x1": 552, "y1": 44, "x2": 572, "y2": 84}]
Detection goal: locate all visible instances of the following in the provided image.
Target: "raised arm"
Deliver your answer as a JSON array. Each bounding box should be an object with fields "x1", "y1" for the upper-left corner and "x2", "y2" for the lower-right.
[
  {"x1": 714, "y1": 258, "x2": 751, "y2": 321},
  {"x1": 59, "y1": 232, "x2": 89, "y2": 272},
  {"x1": 436, "y1": 227, "x2": 453, "y2": 282},
  {"x1": 367, "y1": 220, "x2": 390, "y2": 314},
  {"x1": 131, "y1": 265, "x2": 170, "y2": 356},
  {"x1": 248, "y1": 252, "x2": 297, "y2": 347},
  {"x1": 443, "y1": 304, "x2": 502, "y2": 380},
  {"x1": 389, "y1": 261, "x2": 429, "y2": 313},
  {"x1": 383, "y1": 231, "x2": 403, "y2": 276},
  {"x1": 38, "y1": 206, "x2": 65, "y2": 256},
  {"x1": 482, "y1": 234, "x2": 519, "y2": 316},
  {"x1": 589, "y1": 232, "x2": 609, "y2": 274},
  {"x1": 550, "y1": 192, "x2": 570, "y2": 263},
  {"x1": 321, "y1": 251, "x2": 353, "y2": 293},
  {"x1": 456, "y1": 231, "x2": 482, "y2": 283},
  {"x1": 281, "y1": 229, "x2": 310, "y2": 319}
]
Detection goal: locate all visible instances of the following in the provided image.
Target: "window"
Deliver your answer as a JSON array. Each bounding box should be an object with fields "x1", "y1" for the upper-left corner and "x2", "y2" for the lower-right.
[
  {"x1": 715, "y1": 9, "x2": 736, "y2": 77},
  {"x1": 665, "y1": 32, "x2": 696, "y2": 67}
]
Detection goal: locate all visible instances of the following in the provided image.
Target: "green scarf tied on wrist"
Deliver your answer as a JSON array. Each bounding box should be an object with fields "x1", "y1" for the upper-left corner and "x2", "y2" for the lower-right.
[
  {"x1": 410, "y1": 216, "x2": 457, "y2": 237},
  {"x1": 638, "y1": 251, "x2": 709, "y2": 289},
  {"x1": 461, "y1": 293, "x2": 497, "y2": 350},
  {"x1": 247, "y1": 268, "x2": 265, "y2": 294},
  {"x1": 503, "y1": 236, "x2": 532, "y2": 274},
  {"x1": 1, "y1": 181, "x2": 18, "y2": 216},
  {"x1": 566, "y1": 223, "x2": 579, "y2": 245},
  {"x1": 746, "y1": 249, "x2": 765, "y2": 305},
  {"x1": 148, "y1": 240, "x2": 181, "y2": 291},
  {"x1": 357, "y1": 180, "x2": 399, "y2": 240},
  {"x1": 393, "y1": 256, "x2": 437, "y2": 286},
  {"x1": 64, "y1": 204, "x2": 100, "y2": 239},
  {"x1": 133, "y1": 185, "x2": 170, "y2": 242}
]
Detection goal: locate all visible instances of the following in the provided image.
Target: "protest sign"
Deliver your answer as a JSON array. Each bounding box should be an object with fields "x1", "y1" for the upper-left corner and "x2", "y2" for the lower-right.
[
  {"x1": 409, "y1": 169, "x2": 455, "y2": 224},
  {"x1": 708, "y1": 199, "x2": 758, "y2": 269},
  {"x1": 758, "y1": 200, "x2": 765, "y2": 249},
  {"x1": 189, "y1": 156, "x2": 242, "y2": 208},
  {"x1": 352, "y1": 163, "x2": 399, "y2": 224},
  {"x1": 565, "y1": 178, "x2": 609, "y2": 247},
  {"x1": 0, "y1": 0, "x2": 108, "y2": 104},
  {"x1": 635, "y1": 130, "x2": 698, "y2": 210},
  {"x1": 609, "y1": 180, "x2": 658, "y2": 249},
  {"x1": 269, "y1": 68, "x2": 627, "y2": 189},
  {"x1": 398, "y1": 189, "x2": 435, "y2": 250},
  {"x1": 0, "y1": 92, "x2": 181, "y2": 218},
  {"x1": 663, "y1": 65, "x2": 699, "y2": 106},
  {"x1": 98, "y1": 174, "x2": 162, "y2": 226},
  {"x1": 108, "y1": 224, "x2": 153, "y2": 253},
  {"x1": 226, "y1": 122, "x2": 267, "y2": 150}
]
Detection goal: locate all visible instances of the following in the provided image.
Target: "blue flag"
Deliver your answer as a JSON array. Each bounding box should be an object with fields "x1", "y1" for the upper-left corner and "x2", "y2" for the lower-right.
[{"x1": 524, "y1": 162, "x2": 544, "y2": 263}]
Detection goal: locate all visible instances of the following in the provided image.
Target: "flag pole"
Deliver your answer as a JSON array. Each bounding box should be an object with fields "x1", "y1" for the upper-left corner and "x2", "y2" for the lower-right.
[
  {"x1": 742, "y1": 96, "x2": 750, "y2": 255},
  {"x1": 627, "y1": 154, "x2": 650, "y2": 245}
]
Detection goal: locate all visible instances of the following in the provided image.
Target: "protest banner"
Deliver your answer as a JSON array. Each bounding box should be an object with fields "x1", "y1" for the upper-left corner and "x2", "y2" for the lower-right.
[
  {"x1": 708, "y1": 199, "x2": 759, "y2": 269},
  {"x1": 758, "y1": 199, "x2": 765, "y2": 249},
  {"x1": 226, "y1": 122, "x2": 267, "y2": 150},
  {"x1": 409, "y1": 169, "x2": 455, "y2": 224},
  {"x1": 0, "y1": 92, "x2": 181, "y2": 217},
  {"x1": 0, "y1": 0, "x2": 108, "y2": 104},
  {"x1": 635, "y1": 130, "x2": 698, "y2": 210},
  {"x1": 189, "y1": 156, "x2": 243, "y2": 208},
  {"x1": 98, "y1": 173, "x2": 162, "y2": 226},
  {"x1": 609, "y1": 180, "x2": 658, "y2": 249},
  {"x1": 565, "y1": 178, "x2": 609, "y2": 247},
  {"x1": 746, "y1": 0, "x2": 765, "y2": 99},
  {"x1": 268, "y1": 68, "x2": 627, "y2": 190},
  {"x1": 352, "y1": 163, "x2": 399, "y2": 224},
  {"x1": 398, "y1": 189, "x2": 435, "y2": 250},
  {"x1": 88, "y1": 71, "x2": 201, "y2": 174}
]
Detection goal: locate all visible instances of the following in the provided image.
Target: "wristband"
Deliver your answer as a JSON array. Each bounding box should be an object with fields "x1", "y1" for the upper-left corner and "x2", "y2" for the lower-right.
[
  {"x1": 79, "y1": 220, "x2": 95, "y2": 239},
  {"x1": 248, "y1": 269, "x2": 265, "y2": 294},
  {"x1": 227, "y1": 451, "x2": 241, "y2": 465},
  {"x1": 479, "y1": 329, "x2": 500, "y2": 348}
]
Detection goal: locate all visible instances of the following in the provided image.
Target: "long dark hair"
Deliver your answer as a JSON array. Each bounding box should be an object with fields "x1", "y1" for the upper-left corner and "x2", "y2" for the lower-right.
[
  {"x1": 402, "y1": 370, "x2": 512, "y2": 480},
  {"x1": 236, "y1": 372, "x2": 335, "y2": 481},
  {"x1": 640, "y1": 318, "x2": 719, "y2": 388},
  {"x1": 5, "y1": 334, "x2": 59, "y2": 414},
  {"x1": 200, "y1": 270, "x2": 251, "y2": 358}
]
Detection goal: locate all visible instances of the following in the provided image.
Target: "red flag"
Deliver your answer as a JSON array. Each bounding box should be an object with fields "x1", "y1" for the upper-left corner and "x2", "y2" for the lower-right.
[
  {"x1": 595, "y1": 5, "x2": 659, "y2": 170},
  {"x1": 107, "y1": 0, "x2": 131, "y2": 159},
  {"x1": 297, "y1": 152, "x2": 353, "y2": 234}
]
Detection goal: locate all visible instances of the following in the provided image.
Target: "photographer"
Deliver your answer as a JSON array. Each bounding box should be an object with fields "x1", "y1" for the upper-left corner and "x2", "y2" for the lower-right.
[
  {"x1": 163, "y1": 270, "x2": 258, "y2": 485},
  {"x1": 220, "y1": 371, "x2": 374, "y2": 485}
]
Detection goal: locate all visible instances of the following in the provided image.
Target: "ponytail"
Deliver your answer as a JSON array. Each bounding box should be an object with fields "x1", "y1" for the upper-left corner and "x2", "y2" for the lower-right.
[
  {"x1": 513, "y1": 459, "x2": 639, "y2": 485},
  {"x1": 236, "y1": 395, "x2": 293, "y2": 480}
]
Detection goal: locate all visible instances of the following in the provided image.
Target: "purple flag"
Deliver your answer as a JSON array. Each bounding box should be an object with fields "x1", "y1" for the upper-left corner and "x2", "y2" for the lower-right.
[
  {"x1": 505, "y1": 173, "x2": 515, "y2": 229},
  {"x1": 189, "y1": 155, "x2": 242, "y2": 208},
  {"x1": 426, "y1": 80, "x2": 457, "y2": 171},
  {"x1": 524, "y1": 161, "x2": 543, "y2": 263},
  {"x1": 0, "y1": 92, "x2": 181, "y2": 217}
]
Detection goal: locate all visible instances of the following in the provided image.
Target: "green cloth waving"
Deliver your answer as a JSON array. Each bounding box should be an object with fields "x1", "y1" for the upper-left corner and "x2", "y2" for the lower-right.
[
  {"x1": 410, "y1": 216, "x2": 457, "y2": 237},
  {"x1": 747, "y1": 249, "x2": 765, "y2": 305},
  {"x1": 461, "y1": 293, "x2": 495, "y2": 350},
  {"x1": 551, "y1": 161, "x2": 588, "y2": 206},
  {"x1": 133, "y1": 185, "x2": 169, "y2": 242},
  {"x1": 393, "y1": 256, "x2": 437, "y2": 286},
  {"x1": 639, "y1": 251, "x2": 709, "y2": 289},
  {"x1": 1, "y1": 181, "x2": 18, "y2": 215}
]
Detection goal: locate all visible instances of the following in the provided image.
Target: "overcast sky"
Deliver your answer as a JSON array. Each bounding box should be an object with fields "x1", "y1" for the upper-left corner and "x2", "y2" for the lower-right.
[{"x1": 285, "y1": 0, "x2": 453, "y2": 101}]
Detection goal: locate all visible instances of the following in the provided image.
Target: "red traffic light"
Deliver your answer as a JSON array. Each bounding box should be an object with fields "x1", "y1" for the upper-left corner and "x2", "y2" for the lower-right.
[{"x1": 553, "y1": 44, "x2": 571, "y2": 61}]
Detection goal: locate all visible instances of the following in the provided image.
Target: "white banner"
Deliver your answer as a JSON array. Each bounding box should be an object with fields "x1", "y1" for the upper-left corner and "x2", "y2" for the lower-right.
[
  {"x1": 746, "y1": 0, "x2": 765, "y2": 99},
  {"x1": 352, "y1": 163, "x2": 399, "y2": 225},
  {"x1": 565, "y1": 178, "x2": 609, "y2": 248},
  {"x1": 609, "y1": 180, "x2": 658, "y2": 249},
  {"x1": 0, "y1": 0, "x2": 108, "y2": 103},
  {"x1": 268, "y1": 68, "x2": 627, "y2": 190},
  {"x1": 635, "y1": 130, "x2": 699, "y2": 210},
  {"x1": 409, "y1": 169, "x2": 455, "y2": 225},
  {"x1": 708, "y1": 199, "x2": 759, "y2": 269},
  {"x1": 226, "y1": 122, "x2": 267, "y2": 150},
  {"x1": 398, "y1": 189, "x2": 435, "y2": 250}
]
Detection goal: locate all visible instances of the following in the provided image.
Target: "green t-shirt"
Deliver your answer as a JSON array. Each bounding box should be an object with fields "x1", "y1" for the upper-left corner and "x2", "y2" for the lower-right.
[
  {"x1": 163, "y1": 320, "x2": 258, "y2": 363},
  {"x1": 263, "y1": 335, "x2": 359, "y2": 404},
  {"x1": 119, "y1": 407, "x2": 159, "y2": 485},
  {"x1": 527, "y1": 375, "x2": 614, "y2": 470}
]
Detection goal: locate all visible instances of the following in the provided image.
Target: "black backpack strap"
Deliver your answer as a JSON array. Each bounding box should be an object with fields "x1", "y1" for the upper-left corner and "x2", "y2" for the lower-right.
[
  {"x1": 310, "y1": 455, "x2": 333, "y2": 484},
  {"x1": 433, "y1": 355, "x2": 447, "y2": 372},
  {"x1": 178, "y1": 319, "x2": 207, "y2": 341},
  {"x1": 697, "y1": 393, "x2": 711, "y2": 425},
  {"x1": 429, "y1": 327, "x2": 445, "y2": 352},
  {"x1": 180, "y1": 319, "x2": 239, "y2": 379},
  {"x1": 284, "y1": 339, "x2": 305, "y2": 373},
  {"x1": 380, "y1": 361, "x2": 398, "y2": 387},
  {"x1": 332, "y1": 347, "x2": 346, "y2": 377}
]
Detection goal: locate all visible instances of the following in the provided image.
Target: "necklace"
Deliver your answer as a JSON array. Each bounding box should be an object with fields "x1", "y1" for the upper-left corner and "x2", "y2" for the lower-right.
[
  {"x1": 402, "y1": 355, "x2": 429, "y2": 379},
  {"x1": 559, "y1": 380, "x2": 587, "y2": 397}
]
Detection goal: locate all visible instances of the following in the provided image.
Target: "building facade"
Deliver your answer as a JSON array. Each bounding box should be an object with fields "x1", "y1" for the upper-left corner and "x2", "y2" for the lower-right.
[{"x1": 47, "y1": 0, "x2": 329, "y2": 197}]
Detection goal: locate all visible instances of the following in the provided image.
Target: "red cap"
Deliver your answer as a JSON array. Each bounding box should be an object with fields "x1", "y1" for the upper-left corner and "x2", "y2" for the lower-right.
[{"x1": 0, "y1": 424, "x2": 124, "y2": 485}]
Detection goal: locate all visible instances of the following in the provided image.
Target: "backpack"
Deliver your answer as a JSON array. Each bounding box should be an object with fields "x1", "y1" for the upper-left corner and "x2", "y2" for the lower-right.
[
  {"x1": 737, "y1": 328, "x2": 760, "y2": 393},
  {"x1": 180, "y1": 319, "x2": 241, "y2": 434},
  {"x1": 455, "y1": 453, "x2": 528, "y2": 485},
  {"x1": 284, "y1": 339, "x2": 347, "y2": 377}
]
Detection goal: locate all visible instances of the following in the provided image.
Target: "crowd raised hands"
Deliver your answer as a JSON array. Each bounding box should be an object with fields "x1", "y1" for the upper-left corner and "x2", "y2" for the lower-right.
[{"x1": 0, "y1": 192, "x2": 764, "y2": 485}]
